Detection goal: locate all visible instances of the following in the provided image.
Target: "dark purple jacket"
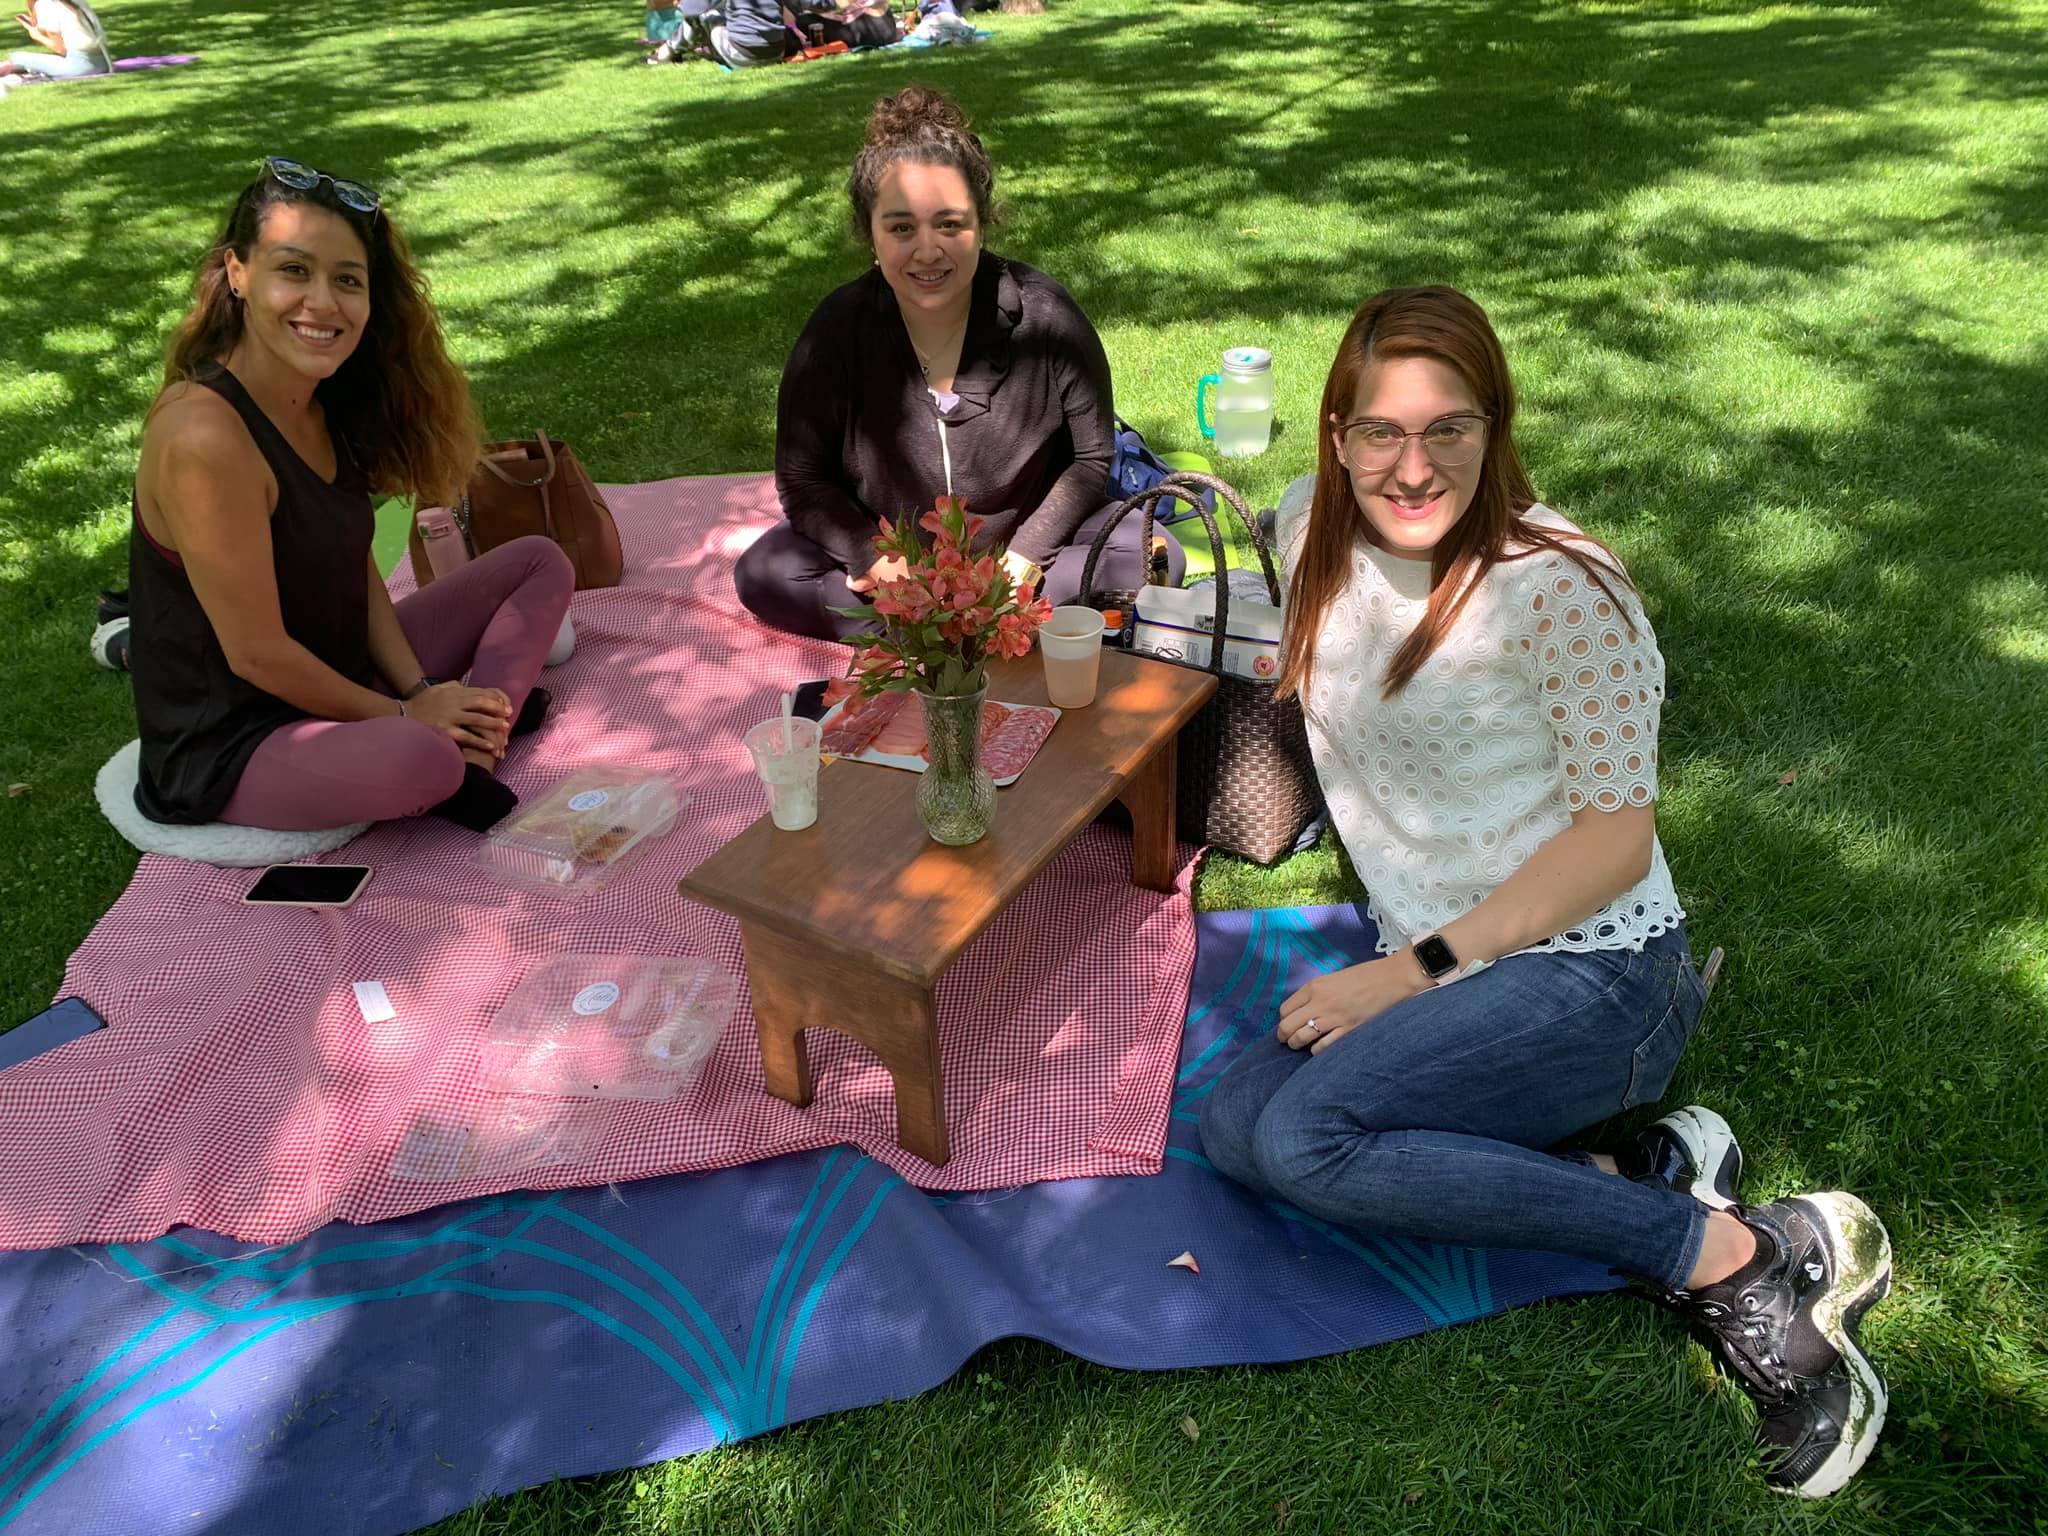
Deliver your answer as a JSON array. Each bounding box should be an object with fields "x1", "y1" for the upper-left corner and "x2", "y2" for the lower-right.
[{"x1": 774, "y1": 256, "x2": 1114, "y2": 571}]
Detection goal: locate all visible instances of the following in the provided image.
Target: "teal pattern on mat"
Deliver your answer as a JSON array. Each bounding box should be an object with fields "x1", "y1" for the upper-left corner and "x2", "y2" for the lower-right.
[
  {"x1": 0, "y1": 1158, "x2": 901, "y2": 1528},
  {"x1": 0, "y1": 900, "x2": 1618, "y2": 1536}
]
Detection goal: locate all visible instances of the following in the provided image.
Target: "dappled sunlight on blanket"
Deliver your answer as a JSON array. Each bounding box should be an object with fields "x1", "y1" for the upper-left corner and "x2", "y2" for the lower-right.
[{"x1": 2, "y1": 475, "x2": 1197, "y2": 1248}]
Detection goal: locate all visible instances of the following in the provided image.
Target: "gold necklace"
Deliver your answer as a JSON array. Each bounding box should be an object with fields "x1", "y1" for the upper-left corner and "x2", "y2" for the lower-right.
[{"x1": 910, "y1": 318, "x2": 966, "y2": 378}]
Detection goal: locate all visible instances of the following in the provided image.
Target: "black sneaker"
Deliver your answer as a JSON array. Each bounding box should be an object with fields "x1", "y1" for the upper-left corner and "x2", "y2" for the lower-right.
[
  {"x1": 1684, "y1": 1192, "x2": 1893, "y2": 1498},
  {"x1": 510, "y1": 685, "x2": 551, "y2": 738},
  {"x1": 1622, "y1": 1104, "x2": 1743, "y2": 1210},
  {"x1": 96, "y1": 588, "x2": 130, "y2": 626}
]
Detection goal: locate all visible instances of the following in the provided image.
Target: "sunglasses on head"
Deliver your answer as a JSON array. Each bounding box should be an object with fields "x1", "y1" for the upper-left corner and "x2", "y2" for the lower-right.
[{"x1": 261, "y1": 156, "x2": 381, "y2": 215}]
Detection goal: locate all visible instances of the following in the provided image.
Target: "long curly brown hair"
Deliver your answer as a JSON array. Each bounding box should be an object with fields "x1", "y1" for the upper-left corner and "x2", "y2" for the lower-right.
[
  {"x1": 1277, "y1": 286, "x2": 1635, "y2": 701},
  {"x1": 158, "y1": 170, "x2": 479, "y2": 505}
]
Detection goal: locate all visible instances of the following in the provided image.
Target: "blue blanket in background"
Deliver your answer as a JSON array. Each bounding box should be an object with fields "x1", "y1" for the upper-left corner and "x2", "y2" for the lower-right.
[{"x1": 0, "y1": 903, "x2": 1622, "y2": 1536}]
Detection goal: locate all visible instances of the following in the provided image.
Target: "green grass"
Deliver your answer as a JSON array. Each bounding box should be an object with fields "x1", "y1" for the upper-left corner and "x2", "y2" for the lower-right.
[{"x1": 3, "y1": 0, "x2": 2046, "y2": 1530}]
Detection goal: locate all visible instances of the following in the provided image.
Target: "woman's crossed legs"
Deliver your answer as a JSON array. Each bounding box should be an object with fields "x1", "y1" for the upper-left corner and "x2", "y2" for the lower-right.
[{"x1": 218, "y1": 537, "x2": 573, "y2": 830}]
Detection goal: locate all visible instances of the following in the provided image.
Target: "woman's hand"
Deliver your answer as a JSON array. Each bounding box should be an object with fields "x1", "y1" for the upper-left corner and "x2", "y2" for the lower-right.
[
  {"x1": 406, "y1": 683, "x2": 513, "y2": 758},
  {"x1": 1276, "y1": 954, "x2": 1429, "y2": 1054},
  {"x1": 848, "y1": 554, "x2": 910, "y2": 594}
]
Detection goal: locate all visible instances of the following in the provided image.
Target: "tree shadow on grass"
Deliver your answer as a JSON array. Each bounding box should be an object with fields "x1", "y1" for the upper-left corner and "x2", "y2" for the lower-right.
[{"x1": 1, "y1": 0, "x2": 2044, "y2": 1526}]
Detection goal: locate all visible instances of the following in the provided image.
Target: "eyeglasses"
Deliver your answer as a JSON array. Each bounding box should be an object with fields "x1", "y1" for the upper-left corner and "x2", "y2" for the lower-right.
[
  {"x1": 262, "y1": 156, "x2": 382, "y2": 215},
  {"x1": 1335, "y1": 413, "x2": 1489, "y2": 472}
]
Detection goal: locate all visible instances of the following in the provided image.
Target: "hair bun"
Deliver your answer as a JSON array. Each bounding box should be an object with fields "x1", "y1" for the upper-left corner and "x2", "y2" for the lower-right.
[
  {"x1": 847, "y1": 84, "x2": 999, "y2": 240},
  {"x1": 865, "y1": 85, "x2": 973, "y2": 148}
]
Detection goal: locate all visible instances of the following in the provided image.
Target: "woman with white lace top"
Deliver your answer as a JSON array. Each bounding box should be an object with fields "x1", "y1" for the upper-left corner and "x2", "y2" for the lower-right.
[{"x1": 1198, "y1": 286, "x2": 1893, "y2": 1500}]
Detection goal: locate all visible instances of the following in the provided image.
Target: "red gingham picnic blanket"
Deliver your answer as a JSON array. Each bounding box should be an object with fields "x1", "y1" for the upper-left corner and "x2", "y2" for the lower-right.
[{"x1": 1, "y1": 475, "x2": 1196, "y2": 1249}]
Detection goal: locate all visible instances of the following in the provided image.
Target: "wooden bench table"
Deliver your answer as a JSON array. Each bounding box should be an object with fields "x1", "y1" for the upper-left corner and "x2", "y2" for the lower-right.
[{"x1": 680, "y1": 648, "x2": 1217, "y2": 1166}]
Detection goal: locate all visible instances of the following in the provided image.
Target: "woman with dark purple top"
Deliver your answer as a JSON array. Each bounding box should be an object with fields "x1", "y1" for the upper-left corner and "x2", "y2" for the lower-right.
[{"x1": 737, "y1": 86, "x2": 1182, "y2": 643}]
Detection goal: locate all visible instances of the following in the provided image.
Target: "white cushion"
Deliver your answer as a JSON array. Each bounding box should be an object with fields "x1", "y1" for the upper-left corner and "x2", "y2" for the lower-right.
[
  {"x1": 95, "y1": 740, "x2": 369, "y2": 867},
  {"x1": 546, "y1": 613, "x2": 576, "y2": 667}
]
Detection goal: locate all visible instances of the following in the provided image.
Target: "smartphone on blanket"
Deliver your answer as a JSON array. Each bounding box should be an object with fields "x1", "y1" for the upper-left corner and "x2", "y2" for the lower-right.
[{"x1": 244, "y1": 864, "x2": 373, "y2": 908}]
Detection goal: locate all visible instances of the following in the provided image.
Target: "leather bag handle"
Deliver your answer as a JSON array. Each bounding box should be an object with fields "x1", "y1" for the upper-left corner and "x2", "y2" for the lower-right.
[{"x1": 475, "y1": 430, "x2": 559, "y2": 539}]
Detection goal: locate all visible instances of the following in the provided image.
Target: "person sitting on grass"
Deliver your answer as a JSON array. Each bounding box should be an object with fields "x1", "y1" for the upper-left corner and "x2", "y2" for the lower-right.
[
  {"x1": 642, "y1": 0, "x2": 688, "y2": 62},
  {"x1": 129, "y1": 156, "x2": 572, "y2": 835},
  {"x1": 1198, "y1": 285, "x2": 1893, "y2": 1500},
  {"x1": 790, "y1": 0, "x2": 899, "y2": 50},
  {"x1": 676, "y1": 0, "x2": 796, "y2": 67},
  {"x1": 736, "y1": 84, "x2": 1182, "y2": 643},
  {"x1": 1, "y1": 0, "x2": 111, "y2": 81}
]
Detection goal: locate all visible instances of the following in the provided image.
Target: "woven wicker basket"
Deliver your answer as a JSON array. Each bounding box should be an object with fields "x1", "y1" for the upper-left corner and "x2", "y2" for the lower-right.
[{"x1": 1080, "y1": 472, "x2": 1323, "y2": 864}]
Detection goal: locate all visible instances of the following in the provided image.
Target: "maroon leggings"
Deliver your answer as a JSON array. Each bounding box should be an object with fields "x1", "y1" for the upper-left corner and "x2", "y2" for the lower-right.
[{"x1": 218, "y1": 538, "x2": 574, "y2": 831}]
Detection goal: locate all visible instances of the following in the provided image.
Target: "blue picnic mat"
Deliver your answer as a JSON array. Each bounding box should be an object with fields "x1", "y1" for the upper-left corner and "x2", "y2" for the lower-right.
[{"x1": 0, "y1": 903, "x2": 1622, "y2": 1536}]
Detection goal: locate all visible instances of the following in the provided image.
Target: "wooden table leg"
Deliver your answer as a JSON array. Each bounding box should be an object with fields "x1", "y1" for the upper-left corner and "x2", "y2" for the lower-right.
[
  {"x1": 738, "y1": 920, "x2": 951, "y2": 1166},
  {"x1": 1118, "y1": 739, "x2": 1179, "y2": 892}
]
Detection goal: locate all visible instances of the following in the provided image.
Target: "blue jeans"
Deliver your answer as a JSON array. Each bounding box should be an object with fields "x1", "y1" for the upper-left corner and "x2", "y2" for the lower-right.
[
  {"x1": 1198, "y1": 923, "x2": 1711, "y2": 1289},
  {"x1": 9, "y1": 48, "x2": 108, "y2": 77}
]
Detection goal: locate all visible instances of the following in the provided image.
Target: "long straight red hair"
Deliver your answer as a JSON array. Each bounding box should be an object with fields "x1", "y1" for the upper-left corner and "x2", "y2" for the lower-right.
[{"x1": 1276, "y1": 286, "x2": 1633, "y2": 700}]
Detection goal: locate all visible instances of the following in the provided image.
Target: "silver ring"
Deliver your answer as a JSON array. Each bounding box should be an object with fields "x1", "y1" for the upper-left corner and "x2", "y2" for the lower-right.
[{"x1": 1303, "y1": 1017, "x2": 1320, "y2": 1036}]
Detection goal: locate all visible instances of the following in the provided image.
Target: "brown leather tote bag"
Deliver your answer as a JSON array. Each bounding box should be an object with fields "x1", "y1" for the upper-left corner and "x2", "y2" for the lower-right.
[{"x1": 407, "y1": 432, "x2": 624, "y2": 591}]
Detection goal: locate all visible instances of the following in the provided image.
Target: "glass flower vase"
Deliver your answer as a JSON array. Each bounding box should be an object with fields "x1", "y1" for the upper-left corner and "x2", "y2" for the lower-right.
[{"x1": 915, "y1": 684, "x2": 996, "y2": 846}]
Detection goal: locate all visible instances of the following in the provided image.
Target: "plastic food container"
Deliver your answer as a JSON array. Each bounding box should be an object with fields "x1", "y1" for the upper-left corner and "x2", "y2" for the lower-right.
[
  {"x1": 476, "y1": 770, "x2": 685, "y2": 894},
  {"x1": 389, "y1": 1098, "x2": 604, "y2": 1183},
  {"x1": 480, "y1": 954, "x2": 737, "y2": 1101}
]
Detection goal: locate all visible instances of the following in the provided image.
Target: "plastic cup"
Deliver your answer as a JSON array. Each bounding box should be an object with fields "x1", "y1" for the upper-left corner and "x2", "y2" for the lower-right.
[
  {"x1": 1040, "y1": 605, "x2": 1106, "y2": 708},
  {"x1": 744, "y1": 716, "x2": 821, "y2": 830}
]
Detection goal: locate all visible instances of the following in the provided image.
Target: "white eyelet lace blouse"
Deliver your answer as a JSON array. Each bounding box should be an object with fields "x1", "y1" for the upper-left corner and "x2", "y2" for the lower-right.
[{"x1": 1276, "y1": 475, "x2": 1684, "y2": 957}]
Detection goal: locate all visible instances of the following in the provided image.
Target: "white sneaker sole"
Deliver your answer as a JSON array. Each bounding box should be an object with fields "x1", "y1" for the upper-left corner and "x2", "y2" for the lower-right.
[
  {"x1": 1781, "y1": 1191, "x2": 1893, "y2": 1499},
  {"x1": 1654, "y1": 1104, "x2": 1742, "y2": 1210},
  {"x1": 89, "y1": 618, "x2": 129, "y2": 671}
]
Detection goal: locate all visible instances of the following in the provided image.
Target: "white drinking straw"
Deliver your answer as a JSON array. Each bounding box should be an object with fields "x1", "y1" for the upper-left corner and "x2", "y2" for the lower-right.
[{"x1": 781, "y1": 691, "x2": 795, "y2": 752}]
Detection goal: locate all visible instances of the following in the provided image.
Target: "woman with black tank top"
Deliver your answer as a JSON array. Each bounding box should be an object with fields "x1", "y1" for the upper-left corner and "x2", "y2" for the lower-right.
[{"x1": 131, "y1": 158, "x2": 573, "y2": 833}]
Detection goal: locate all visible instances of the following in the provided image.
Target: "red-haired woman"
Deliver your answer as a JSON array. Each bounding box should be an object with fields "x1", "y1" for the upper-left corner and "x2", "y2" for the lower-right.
[
  {"x1": 1198, "y1": 287, "x2": 1892, "y2": 1499},
  {"x1": 129, "y1": 158, "x2": 572, "y2": 834}
]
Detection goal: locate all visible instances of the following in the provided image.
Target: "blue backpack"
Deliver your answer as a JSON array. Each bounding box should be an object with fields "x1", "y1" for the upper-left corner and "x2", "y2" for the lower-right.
[{"x1": 1107, "y1": 415, "x2": 1213, "y2": 523}]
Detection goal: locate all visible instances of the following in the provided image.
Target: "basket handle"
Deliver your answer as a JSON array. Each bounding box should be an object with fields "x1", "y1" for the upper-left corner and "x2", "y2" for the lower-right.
[{"x1": 1078, "y1": 471, "x2": 1278, "y2": 679}]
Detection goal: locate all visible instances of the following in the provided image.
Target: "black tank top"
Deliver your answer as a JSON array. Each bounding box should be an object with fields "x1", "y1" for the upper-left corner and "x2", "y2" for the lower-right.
[{"x1": 131, "y1": 366, "x2": 379, "y2": 824}]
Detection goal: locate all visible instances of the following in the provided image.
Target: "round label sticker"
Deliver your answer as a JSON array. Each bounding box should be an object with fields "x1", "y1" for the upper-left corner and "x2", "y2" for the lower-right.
[
  {"x1": 567, "y1": 789, "x2": 611, "y2": 812},
  {"x1": 572, "y1": 981, "x2": 621, "y2": 1016}
]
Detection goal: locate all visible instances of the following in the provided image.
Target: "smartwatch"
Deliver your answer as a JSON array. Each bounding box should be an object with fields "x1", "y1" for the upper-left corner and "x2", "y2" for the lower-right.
[
  {"x1": 401, "y1": 675, "x2": 440, "y2": 700},
  {"x1": 1411, "y1": 932, "x2": 1462, "y2": 985}
]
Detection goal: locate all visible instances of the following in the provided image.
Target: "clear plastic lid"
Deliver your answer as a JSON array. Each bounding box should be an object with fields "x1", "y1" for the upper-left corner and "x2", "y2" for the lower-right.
[
  {"x1": 389, "y1": 1096, "x2": 605, "y2": 1183},
  {"x1": 475, "y1": 770, "x2": 686, "y2": 894},
  {"x1": 480, "y1": 954, "x2": 738, "y2": 1101},
  {"x1": 1222, "y1": 346, "x2": 1273, "y2": 374}
]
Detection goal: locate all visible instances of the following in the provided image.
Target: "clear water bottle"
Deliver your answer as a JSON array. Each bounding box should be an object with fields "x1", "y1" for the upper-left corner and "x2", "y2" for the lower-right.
[{"x1": 1196, "y1": 346, "x2": 1275, "y2": 458}]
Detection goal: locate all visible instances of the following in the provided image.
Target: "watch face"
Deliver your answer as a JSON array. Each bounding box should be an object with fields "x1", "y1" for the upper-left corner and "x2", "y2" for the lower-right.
[{"x1": 1414, "y1": 933, "x2": 1459, "y2": 978}]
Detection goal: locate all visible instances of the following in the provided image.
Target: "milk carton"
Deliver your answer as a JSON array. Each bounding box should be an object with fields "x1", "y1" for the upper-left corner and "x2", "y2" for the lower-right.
[{"x1": 1131, "y1": 582, "x2": 1283, "y2": 681}]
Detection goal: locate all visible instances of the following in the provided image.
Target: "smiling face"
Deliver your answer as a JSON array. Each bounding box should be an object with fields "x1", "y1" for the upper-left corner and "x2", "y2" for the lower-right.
[
  {"x1": 221, "y1": 200, "x2": 371, "y2": 384},
  {"x1": 1334, "y1": 355, "x2": 1488, "y2": 559},
  {"x1": 868, "y1": 159, "x2": 981, "y2": 322}
]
